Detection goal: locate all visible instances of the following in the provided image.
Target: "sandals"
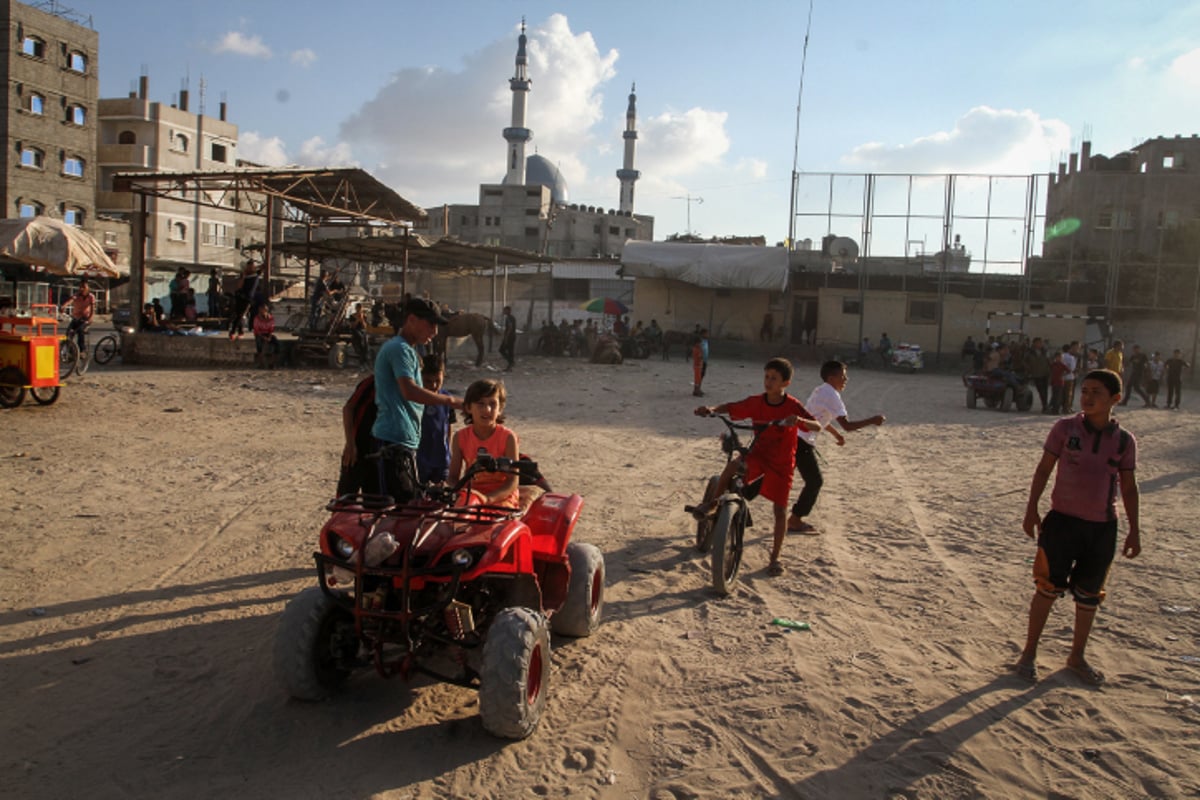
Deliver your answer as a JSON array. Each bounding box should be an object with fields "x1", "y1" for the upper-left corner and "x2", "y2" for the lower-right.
[
  {"x1": 1014, "y1": 661, "x2": 1038, "y2": 683},
  {"x1": 1068, "y1": 661, "x2": 1105, "y2": 686},
  {"x1": 767, "y1": 561, "x2": 785, "y2": 577},
  {"x1": 787, "y1": 521, "x2": 817, "y2": 534}
]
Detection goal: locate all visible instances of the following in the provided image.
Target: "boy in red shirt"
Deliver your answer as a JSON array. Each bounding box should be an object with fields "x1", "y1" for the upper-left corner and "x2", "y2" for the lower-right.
[
  {"x1": 695, "y1": 357, "x2": 814, "y2": 576},
  {"x1": 1015, "y1": 368, "x2": 1140, "y2": 686}
]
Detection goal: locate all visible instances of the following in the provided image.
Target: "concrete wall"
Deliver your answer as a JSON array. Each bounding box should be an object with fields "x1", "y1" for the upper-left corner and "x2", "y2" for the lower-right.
[
  {"x1": 817, "y1": 287, "x2": 1092, "y2": 353},
  {"x1": 634, "y1": 278, "x2": 773, "y2": 341}
]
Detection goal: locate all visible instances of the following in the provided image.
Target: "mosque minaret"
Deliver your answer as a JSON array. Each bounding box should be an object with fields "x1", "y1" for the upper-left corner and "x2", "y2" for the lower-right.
[
  {"x1": 502, "y1": 19, "x2": 532, "y2": 186},
  {"x1": 616, "y1": 83, "x2": 640, "y2": 214}
]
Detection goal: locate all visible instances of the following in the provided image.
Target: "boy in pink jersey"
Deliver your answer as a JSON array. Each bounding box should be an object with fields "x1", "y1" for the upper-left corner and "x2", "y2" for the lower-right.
[{"x1": 1015, "y1": 369, "x2": 1141, "y2": 686}]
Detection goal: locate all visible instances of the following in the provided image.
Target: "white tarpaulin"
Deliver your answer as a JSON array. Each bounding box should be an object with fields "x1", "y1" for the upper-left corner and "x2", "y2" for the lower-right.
[{"x1": 620, "y1": 241, "x2": 788, "y2": 291}]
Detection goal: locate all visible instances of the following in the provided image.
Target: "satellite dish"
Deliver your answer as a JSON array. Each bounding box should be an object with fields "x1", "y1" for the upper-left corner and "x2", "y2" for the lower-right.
[{"x1": 830, "y1": 236, "x2": 859, "y2": 261}]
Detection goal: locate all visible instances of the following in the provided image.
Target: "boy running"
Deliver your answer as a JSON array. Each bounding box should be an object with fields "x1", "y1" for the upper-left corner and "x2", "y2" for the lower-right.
[
  {"x1": 786, "y1": 360, "x2": 885, "y2": 534},
  {"x1": 695, "y1": 358, "x2": 814, "y2": 576},
  {"x1": 1015, "y1": 369, "x2": 1141, "y2": 686}
]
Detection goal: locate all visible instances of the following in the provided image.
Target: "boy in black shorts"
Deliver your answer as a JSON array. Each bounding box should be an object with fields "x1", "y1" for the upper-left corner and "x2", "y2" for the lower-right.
[{"x1": 1015, "y1": 369, "x2": 1141, "y2": 686}]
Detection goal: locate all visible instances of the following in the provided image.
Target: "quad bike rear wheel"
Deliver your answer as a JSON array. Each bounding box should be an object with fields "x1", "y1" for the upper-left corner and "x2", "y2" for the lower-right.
[
  {"x1": 694, "y1": 475, "x2": 720, "y2": 553},
  {"x1": 273, "y1": 586, "x2": 356, "y2": 700},
  {"x1": 710, "y1": 501, "x2": 744, "y2": 596},
  {"x1": 479, "y1": 607, "x2": 550, "y2": 739},
  {"x1": 551, "y1": 541, "x2": 604, "y2": 637}
]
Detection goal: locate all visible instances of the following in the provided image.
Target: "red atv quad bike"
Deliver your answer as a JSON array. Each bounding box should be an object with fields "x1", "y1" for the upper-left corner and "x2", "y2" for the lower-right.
[{"x1": 273, "y1": 455, "x2": 604, "y2": 739}]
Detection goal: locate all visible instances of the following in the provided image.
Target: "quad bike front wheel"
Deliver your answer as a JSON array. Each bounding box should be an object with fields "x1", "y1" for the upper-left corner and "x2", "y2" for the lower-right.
[
  {"x1": 710, "y1": 501, "x2": 744, "y2": 596},
  {"x1": 695, "y1": 475, "x2": 721, "y2": 553},
  {"x1": 552, "y1": 541, "x2": 605, "y2": 637},
  {"x1": 479, "y1": 607, "x2": 550, "y2": 739},
  {"x1": 273, "y1": 586, "x2": 357, "y2": 700}
]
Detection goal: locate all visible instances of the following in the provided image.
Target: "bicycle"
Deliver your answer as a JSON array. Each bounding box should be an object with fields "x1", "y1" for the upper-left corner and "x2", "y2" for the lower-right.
[
  {"x1": 685, "y1": 414, "x2": 784, "y2": 595},
  {"x1": 93, "y1": 323, "x2": 132, "y2": 366},
  {"x1": 57, "y1": 316, "x2": 90, "y2": 378}
]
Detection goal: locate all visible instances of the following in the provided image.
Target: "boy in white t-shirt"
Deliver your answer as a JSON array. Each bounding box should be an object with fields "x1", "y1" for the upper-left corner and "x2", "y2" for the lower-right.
[{"x1": 786, "y1": 360, "x2": 886, "y2": 534}]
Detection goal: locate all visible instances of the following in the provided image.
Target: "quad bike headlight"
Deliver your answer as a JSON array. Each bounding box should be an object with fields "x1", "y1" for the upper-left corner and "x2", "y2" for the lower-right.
[
  {"x1": 451, "y1": 549, "x2": 474, "y2": 569},
  {"x1": 332, "y1": 536, "x2": 356, "y2": 561}
]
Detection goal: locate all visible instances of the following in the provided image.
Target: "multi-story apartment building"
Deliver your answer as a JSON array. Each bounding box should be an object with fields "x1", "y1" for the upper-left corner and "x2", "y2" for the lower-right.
[
  {"x1": 0, "y1": 0, "x2": 97, "y2": 228},
  {"x1": 1045, "y1": 135, "x2": 1200, "y2": 263},
  {"x1": 96, "y1": 74, "x2": 266, "y2": 277}
]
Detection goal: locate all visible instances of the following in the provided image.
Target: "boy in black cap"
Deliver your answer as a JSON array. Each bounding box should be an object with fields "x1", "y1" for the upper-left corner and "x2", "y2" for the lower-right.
[{"x1": 371, "y1": 298, "x2": 462, "y2": 502}]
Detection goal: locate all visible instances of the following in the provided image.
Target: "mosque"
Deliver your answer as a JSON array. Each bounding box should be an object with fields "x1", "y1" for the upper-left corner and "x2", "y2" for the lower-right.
[{"x1": 420, "y1": 22, "x2": 654, "y2": 258}]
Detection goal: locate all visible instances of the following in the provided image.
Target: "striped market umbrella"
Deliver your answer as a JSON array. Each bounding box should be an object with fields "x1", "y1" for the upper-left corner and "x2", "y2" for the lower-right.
[{"x1": 580, "y1": 297, "x2": 629, "y2": 315}]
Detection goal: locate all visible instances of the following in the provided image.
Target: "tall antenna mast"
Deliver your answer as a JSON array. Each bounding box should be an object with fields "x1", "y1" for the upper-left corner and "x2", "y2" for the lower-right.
[{"x1": 786, "y1": 0, "x2": 815, "y2": 250}]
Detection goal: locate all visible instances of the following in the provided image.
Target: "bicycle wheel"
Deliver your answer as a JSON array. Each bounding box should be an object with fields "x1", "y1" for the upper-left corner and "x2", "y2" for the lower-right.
[
  {"x1": 74, "y1": 340, "x2": 91, "y2": 375},
  {"x1": 710, "y1": 501, "x2": 744, "y2": 596},
  {"x1": 31, "y1": 386, "x2": 60, "y2": 405},
  {"x1": 59, "y1": 338, "x2": 80, "y2": 379},
  {"x1": 94, "y1": 335, "x2": 118, "y2": 365},
  {"x1": 694, "y1": 475, "x2": 721, "y2": 553}
]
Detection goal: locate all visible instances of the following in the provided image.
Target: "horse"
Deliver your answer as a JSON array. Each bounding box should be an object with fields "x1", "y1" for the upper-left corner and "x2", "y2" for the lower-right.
[{"x1": 434, "y1": 312, "x2": 491, "y2": 366}]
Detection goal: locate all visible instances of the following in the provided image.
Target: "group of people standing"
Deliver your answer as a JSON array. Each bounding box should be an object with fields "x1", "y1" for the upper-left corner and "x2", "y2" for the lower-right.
[{"x1": 1102, "y1": 340, "x2": 1189, "y2": 410}]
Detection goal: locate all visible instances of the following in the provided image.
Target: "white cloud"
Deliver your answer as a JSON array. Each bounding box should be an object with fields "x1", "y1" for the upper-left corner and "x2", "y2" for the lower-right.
[
  {"x1": 213, "y1": 31, "x2": 272, "y2": 59},
  {"x1": 238, "y1": 131, "x2": 289, "y2": 166},
  {"x1": 1167, "y1": 47, "x2": 1200, "y2": 89},
  {"x1": 639, "y1": 108, "x2": 730, "y2": 177},
  {"x1": 335, "y1": 14, "x2": 740, "y2": 215},
  {"x1": 844, "y1": 106, "x2": 1071, "y2": 174},
  {"x1": 296, "y1": 136, "x2": 357, "y2": 167},
  {"x1": 290, "y1": 48, "x2": 317, "y2": 68}
]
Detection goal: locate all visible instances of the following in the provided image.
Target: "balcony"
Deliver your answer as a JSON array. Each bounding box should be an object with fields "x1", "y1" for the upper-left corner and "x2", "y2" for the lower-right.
[
  {"x1": 98, "y1": 143, "x2": 152, "y2": 168},
  {"x1": 96, "y1": 191, "x2": 137, "y2": 213}
]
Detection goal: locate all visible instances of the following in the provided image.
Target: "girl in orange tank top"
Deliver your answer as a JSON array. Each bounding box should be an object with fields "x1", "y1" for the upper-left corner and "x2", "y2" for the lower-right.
[{"x1": 449, "y1": 379, "x2": 519, "y2": 508}]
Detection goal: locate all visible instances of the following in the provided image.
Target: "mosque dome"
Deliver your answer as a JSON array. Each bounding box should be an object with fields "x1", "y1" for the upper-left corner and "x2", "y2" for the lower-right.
[{"x1": 525, "y1": 154, "x2": 569, "y2": 204}]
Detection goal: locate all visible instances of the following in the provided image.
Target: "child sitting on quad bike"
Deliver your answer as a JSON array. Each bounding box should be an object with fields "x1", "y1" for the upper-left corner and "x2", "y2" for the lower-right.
[{"x1": 450, "y1": 379, "x2": 520, "y2": 509}]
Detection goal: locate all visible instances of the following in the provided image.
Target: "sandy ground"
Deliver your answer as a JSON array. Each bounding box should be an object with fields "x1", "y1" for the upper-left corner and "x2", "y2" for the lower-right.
[{"x1": 2, "y1": 347, "x2": 1198, "y2": 800}]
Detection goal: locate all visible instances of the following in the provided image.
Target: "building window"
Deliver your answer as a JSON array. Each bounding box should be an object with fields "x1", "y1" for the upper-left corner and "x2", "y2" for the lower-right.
[
  {"x1": 20, "y1": 147, "x2": 44, "y2": 169},
  {"x1": 1163, "y1": 152, "x2": 1175, "y2": 169},
  {"x1": 842, "y1": 297, "x2": 861, "y2": 315},
  {"x1": 211, "y1": 142, "x2": 227, "y2": 163},
  {"x1": 118, "y1": 130, "x2": 136, "y2": 145},
  {"x1": 28, "y1": 93, "x2": 44, "y2": 115},
  {"x1": 907, "y1": 299, "x2": 938, "y2": 324},
  {"x1": 1097, "y1": 210, "x2": 1113, "y2": 229},
  {"x1": 1157, "y1": 210, "x2": 1180, "y2": 229},
  {"x1": 63, "y1": 156, "x2": 84, "y2": 178},
  {"x1": 169, "y1": 221, "x2": 187, "y2": 241},
  {"x1": 525, "y1": 208, "x2": 539, "y2": 216},
  {"x1": 67, "y1": 51, "x2": 88, "y2": 73},
  {"x1": 608, "y1": 226, "x2": 620, "y2": 235},
  {"x1": 173, "y1": 133, "x2": 189, "y2": 153},
  {"x1": 22, "y1": 36, "x2": 45, "y2": 59},
  {"x1": 67, "y1": 104, "x2": 87, "y2": 125},
  {"x1": 525, "y1": 227, "x2": 539, "y2": 238},
  {"x1": 103, "y1": 231, "x2": 119, "y2": 246},
  {"x1": 19, "y1": 200, "x2": 43, "y2": 218},
  {"x1": 483, "y1": 189, "x2": 502, "y2": 198},
  {"x1": 625, "y1": 228, "x2": 635, "y2": 238},
  {"x1": 202, "y1": 222, "x2": 231, "y2": 247},
  {"x1": 63, "y1": 206, "x2": 85, "y2": 227}
]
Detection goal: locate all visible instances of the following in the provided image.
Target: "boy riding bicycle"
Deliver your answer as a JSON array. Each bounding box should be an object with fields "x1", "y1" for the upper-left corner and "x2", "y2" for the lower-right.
[{"x1": 694, "y1": 357, "x2": 814, "y2": 576}]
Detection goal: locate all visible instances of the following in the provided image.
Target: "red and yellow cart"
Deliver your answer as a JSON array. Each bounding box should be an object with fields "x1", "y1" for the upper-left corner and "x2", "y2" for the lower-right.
[{"x1": 0, "y1": 314, "x2": 63, "y2": 407}]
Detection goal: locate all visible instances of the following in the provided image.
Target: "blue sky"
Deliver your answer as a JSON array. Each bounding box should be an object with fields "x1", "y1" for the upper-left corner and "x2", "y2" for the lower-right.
[{"x1": 88, "y1": 0, "x2": 1200, "y2": 250}]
